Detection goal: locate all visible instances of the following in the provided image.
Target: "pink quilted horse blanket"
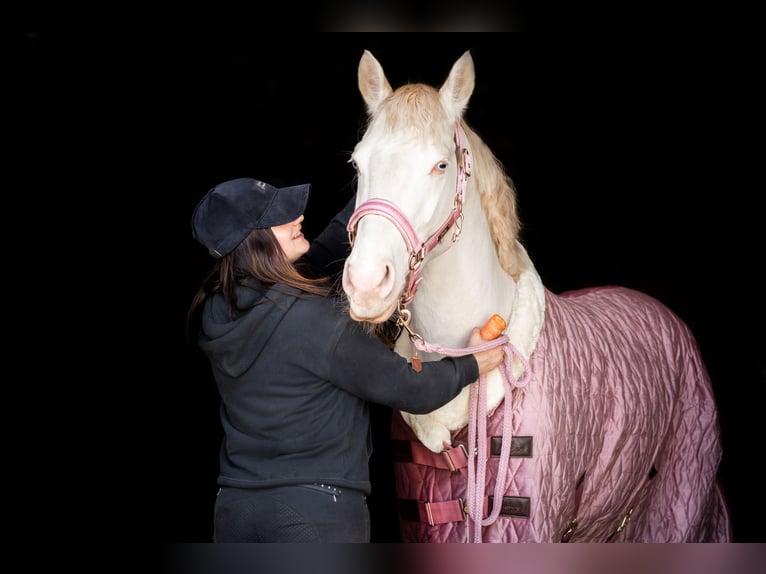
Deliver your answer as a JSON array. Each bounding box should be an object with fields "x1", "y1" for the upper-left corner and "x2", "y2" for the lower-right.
[{"x1": 391, "y1": 286, "x2": 730, "y2": 542}]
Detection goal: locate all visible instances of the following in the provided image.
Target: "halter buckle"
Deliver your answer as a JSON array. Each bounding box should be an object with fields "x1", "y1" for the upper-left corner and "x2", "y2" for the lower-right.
[
  {"x1": 409, "y1": 247, "x2": 425, "y2": 271},
  {"x1": 452, "y1": 212, "x2": 464, "y2": 243}
]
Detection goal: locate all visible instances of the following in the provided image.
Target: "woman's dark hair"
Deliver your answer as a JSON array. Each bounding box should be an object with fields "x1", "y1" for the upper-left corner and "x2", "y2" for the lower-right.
[{"x1": 187, "y1": 227, "x2": 332, "y2": 340}]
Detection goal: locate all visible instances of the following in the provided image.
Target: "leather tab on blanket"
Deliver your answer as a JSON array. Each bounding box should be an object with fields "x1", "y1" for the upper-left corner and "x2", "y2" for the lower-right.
[
  {"x1": 488, "y1": 495, "x2": 531, "y2": 518},
  {"x1": 489, "y1": 435, "x2": 533, "y2": 457}
]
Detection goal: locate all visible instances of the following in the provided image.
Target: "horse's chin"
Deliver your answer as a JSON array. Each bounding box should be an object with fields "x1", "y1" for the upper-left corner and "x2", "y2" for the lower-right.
[{"x1": 348, "y1": 301, "x2": 398, "y2": 324}]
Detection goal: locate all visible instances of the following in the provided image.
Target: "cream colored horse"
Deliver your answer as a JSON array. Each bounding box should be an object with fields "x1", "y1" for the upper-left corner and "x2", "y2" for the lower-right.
[{"x1": 341, "y1": 50, "x2": 729, "y2": 542}]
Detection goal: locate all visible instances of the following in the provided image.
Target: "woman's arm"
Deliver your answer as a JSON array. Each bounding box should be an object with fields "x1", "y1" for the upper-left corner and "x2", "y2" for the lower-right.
[
  {"x1": 328, "y1": 317, "x2": 502, "y2": 414},
  {"x1": 302, "y1": 193, "x2": 356, "y2": 276}
]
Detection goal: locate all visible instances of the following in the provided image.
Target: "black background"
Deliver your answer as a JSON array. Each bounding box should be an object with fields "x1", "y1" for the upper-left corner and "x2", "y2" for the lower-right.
[{"x1": 15, "y1": 31, "x2": 763, "y2": 542}]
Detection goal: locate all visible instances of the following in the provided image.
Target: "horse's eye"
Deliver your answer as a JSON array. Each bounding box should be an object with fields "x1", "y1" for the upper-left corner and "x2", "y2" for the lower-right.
[{"x1": 432, "y1": 161, "x2": 448, "y2": 174}]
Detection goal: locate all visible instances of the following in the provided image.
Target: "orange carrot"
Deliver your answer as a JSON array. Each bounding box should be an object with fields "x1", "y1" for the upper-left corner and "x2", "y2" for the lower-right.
[{"x1": 480, "y1": 313, "x2": 507, "y2": 340}]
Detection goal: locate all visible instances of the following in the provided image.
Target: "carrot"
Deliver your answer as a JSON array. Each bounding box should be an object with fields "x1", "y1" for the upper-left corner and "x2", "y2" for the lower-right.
[{"x1": 480, "y1": 313, "x2": 507, "y2": 340}]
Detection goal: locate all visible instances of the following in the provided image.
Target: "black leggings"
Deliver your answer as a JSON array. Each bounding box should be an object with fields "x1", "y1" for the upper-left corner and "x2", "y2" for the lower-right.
[{"x1": 213, "y1": 484, "x2": 370, "y2": 542}]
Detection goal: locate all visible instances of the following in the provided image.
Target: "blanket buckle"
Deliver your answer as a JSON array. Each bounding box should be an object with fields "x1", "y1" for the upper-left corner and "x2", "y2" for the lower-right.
[
  {"x1": 561, "y1": 518, "x2": 578, "y2": 542},
  {"x1": 441, "y1": 443, "x2": 468, "y2": 473}
]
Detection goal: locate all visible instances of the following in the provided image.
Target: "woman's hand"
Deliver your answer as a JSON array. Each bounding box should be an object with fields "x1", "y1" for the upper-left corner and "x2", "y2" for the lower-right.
[{"x1": 468, "y1": 327, "x2": 505, "y2": 375}]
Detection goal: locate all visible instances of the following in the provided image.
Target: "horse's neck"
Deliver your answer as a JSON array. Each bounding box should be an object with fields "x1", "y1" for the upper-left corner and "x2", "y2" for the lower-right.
[{"x1": 408, "y1": 196, "x2": 518, "y2": 351}]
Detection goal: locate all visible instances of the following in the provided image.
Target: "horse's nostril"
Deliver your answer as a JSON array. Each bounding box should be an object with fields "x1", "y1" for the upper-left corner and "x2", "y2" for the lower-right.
[{"x1": 384, "y1": 264, "x2": 391, "y2": 279}]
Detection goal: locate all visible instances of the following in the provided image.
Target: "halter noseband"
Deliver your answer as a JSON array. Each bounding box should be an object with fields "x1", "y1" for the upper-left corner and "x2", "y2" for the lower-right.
[{"x1": 346, "y1": 121, "x2": 472, "y2": 315}]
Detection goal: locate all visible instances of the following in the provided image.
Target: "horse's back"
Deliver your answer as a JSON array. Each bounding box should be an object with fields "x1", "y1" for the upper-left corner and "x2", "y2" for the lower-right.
[
  {"x1": 544, "y1": 286, "x2": 729, "y2": 541},
  {"x1": 391, "y1": 286, "x2": 729, "y2": 542}
]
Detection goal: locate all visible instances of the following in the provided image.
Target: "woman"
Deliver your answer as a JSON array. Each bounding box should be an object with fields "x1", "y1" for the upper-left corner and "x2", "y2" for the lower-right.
[{"x1": 188, "y1": 177, "x2": 504, "y2": 542}]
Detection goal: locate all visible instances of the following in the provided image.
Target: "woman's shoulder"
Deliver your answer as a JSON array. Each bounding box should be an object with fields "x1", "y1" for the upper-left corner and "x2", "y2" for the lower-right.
[
  {"x1": 291, "y1": 292, "x2": 349, "y2": 318},
  {"x1": 284, "y1": 294, "x2": 356, "y2": 343}
]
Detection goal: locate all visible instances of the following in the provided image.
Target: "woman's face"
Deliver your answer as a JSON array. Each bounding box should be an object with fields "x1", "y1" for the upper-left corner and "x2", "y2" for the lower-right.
[{"x1": 271, "y1": 214, "x2": 310, "y2": 262}]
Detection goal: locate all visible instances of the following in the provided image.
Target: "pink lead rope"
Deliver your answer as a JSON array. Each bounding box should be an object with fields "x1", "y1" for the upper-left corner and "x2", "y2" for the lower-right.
[{"x1": 421, "y1": 336, "x2": 530, "y2": 543}]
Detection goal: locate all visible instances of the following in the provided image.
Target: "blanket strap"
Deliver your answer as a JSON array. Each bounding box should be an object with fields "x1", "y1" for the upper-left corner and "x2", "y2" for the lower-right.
[
  {"x1": 391, "y1": 436, "x2": 534, "y2": 472},
  {"x1": 560, "y1": 472, "x2": 587, "y2": 542},
  {"x1": 398, "y1": 495, "x2": 531, "y2": 526},
  {"x1": 390, "y1": 440, "x2": 470, "y2": 472},
  {"x1": 398, "y1": 497, "x2": 471, "y2": 526},
  {"x1": 604, "y1": 465, "x2": 657, "y2": 542}
]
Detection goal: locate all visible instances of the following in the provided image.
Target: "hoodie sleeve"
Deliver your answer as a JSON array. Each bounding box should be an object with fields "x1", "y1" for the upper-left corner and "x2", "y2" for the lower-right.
[
  {"x1": 328, "y1": 316, "x2": 479, "y2": 413},
  {"x1": 302, "y1": 194, "x2": 356, "y2": 277}
]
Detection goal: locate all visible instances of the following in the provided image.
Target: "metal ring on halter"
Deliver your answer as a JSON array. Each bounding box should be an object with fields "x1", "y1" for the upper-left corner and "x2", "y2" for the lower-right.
[{"x1": 408, "y1": 247, "x2": 425, "y2": 271}]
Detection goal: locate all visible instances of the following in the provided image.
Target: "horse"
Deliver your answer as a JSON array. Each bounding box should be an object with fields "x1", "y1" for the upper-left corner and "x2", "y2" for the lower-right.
[{"x1": 341, "y1": 49, "x2": 731, "y2": 543}]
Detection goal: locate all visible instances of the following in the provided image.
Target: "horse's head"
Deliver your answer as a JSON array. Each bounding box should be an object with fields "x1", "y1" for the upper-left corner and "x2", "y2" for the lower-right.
[{"x1": 342, "y1": 50, "x2": 477, "y2": 323}]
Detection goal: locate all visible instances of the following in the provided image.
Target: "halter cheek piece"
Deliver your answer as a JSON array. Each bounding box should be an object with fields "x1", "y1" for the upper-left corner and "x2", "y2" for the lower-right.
[{"x1": 347, "y1": 121, "x2": 472, "y2": 331}]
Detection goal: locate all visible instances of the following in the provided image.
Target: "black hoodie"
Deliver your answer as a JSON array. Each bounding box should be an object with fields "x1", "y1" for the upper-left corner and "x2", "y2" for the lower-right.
[{"x1": 198, "y1": 198, "x2": 479, "y2": 494}]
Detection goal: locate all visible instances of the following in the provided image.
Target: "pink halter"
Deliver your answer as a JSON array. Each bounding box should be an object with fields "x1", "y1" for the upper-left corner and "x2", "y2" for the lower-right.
[{"x1": 347, "y1": 121, "x2": 471, "y2": 306}]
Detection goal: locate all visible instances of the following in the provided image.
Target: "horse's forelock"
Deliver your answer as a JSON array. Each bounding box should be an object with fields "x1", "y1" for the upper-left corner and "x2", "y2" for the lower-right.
[{"x1": 380, "y1": 84, "x2": 450, "y2": 142}]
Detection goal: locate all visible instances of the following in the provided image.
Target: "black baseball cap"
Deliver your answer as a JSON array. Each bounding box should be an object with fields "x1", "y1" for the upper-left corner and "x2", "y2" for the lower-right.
[{"x1": 191, "y1": 177, "x2": 311, "y2": 258}]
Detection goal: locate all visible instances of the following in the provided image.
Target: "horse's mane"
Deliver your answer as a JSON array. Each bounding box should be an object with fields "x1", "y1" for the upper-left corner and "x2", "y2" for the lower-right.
[
  {"x1": 374, "y1": 83, "x2": 526, "y2": 280},
  {"x1": 460, "y1": 119, "x2": 525, "y2": 280}
]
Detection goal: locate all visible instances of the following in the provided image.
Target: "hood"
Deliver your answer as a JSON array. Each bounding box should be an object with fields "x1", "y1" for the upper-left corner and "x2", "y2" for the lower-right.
[{"x1": 198, "y1": 282, "x2": 299, "y2": 378}]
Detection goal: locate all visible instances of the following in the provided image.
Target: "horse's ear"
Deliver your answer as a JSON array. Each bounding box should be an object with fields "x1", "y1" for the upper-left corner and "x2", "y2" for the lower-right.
[
  {"x1": 358, "y1": 50, "x2": 393, "y2": 116},
  {"x1": 439, "y1": 50, "x2": 475, "y2": 119}
]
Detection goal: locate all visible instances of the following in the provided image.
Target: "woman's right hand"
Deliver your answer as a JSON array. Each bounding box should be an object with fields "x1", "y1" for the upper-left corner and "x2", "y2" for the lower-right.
[{"x1": 467, "y1": 327, "x2": 505, "y2": 375}]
